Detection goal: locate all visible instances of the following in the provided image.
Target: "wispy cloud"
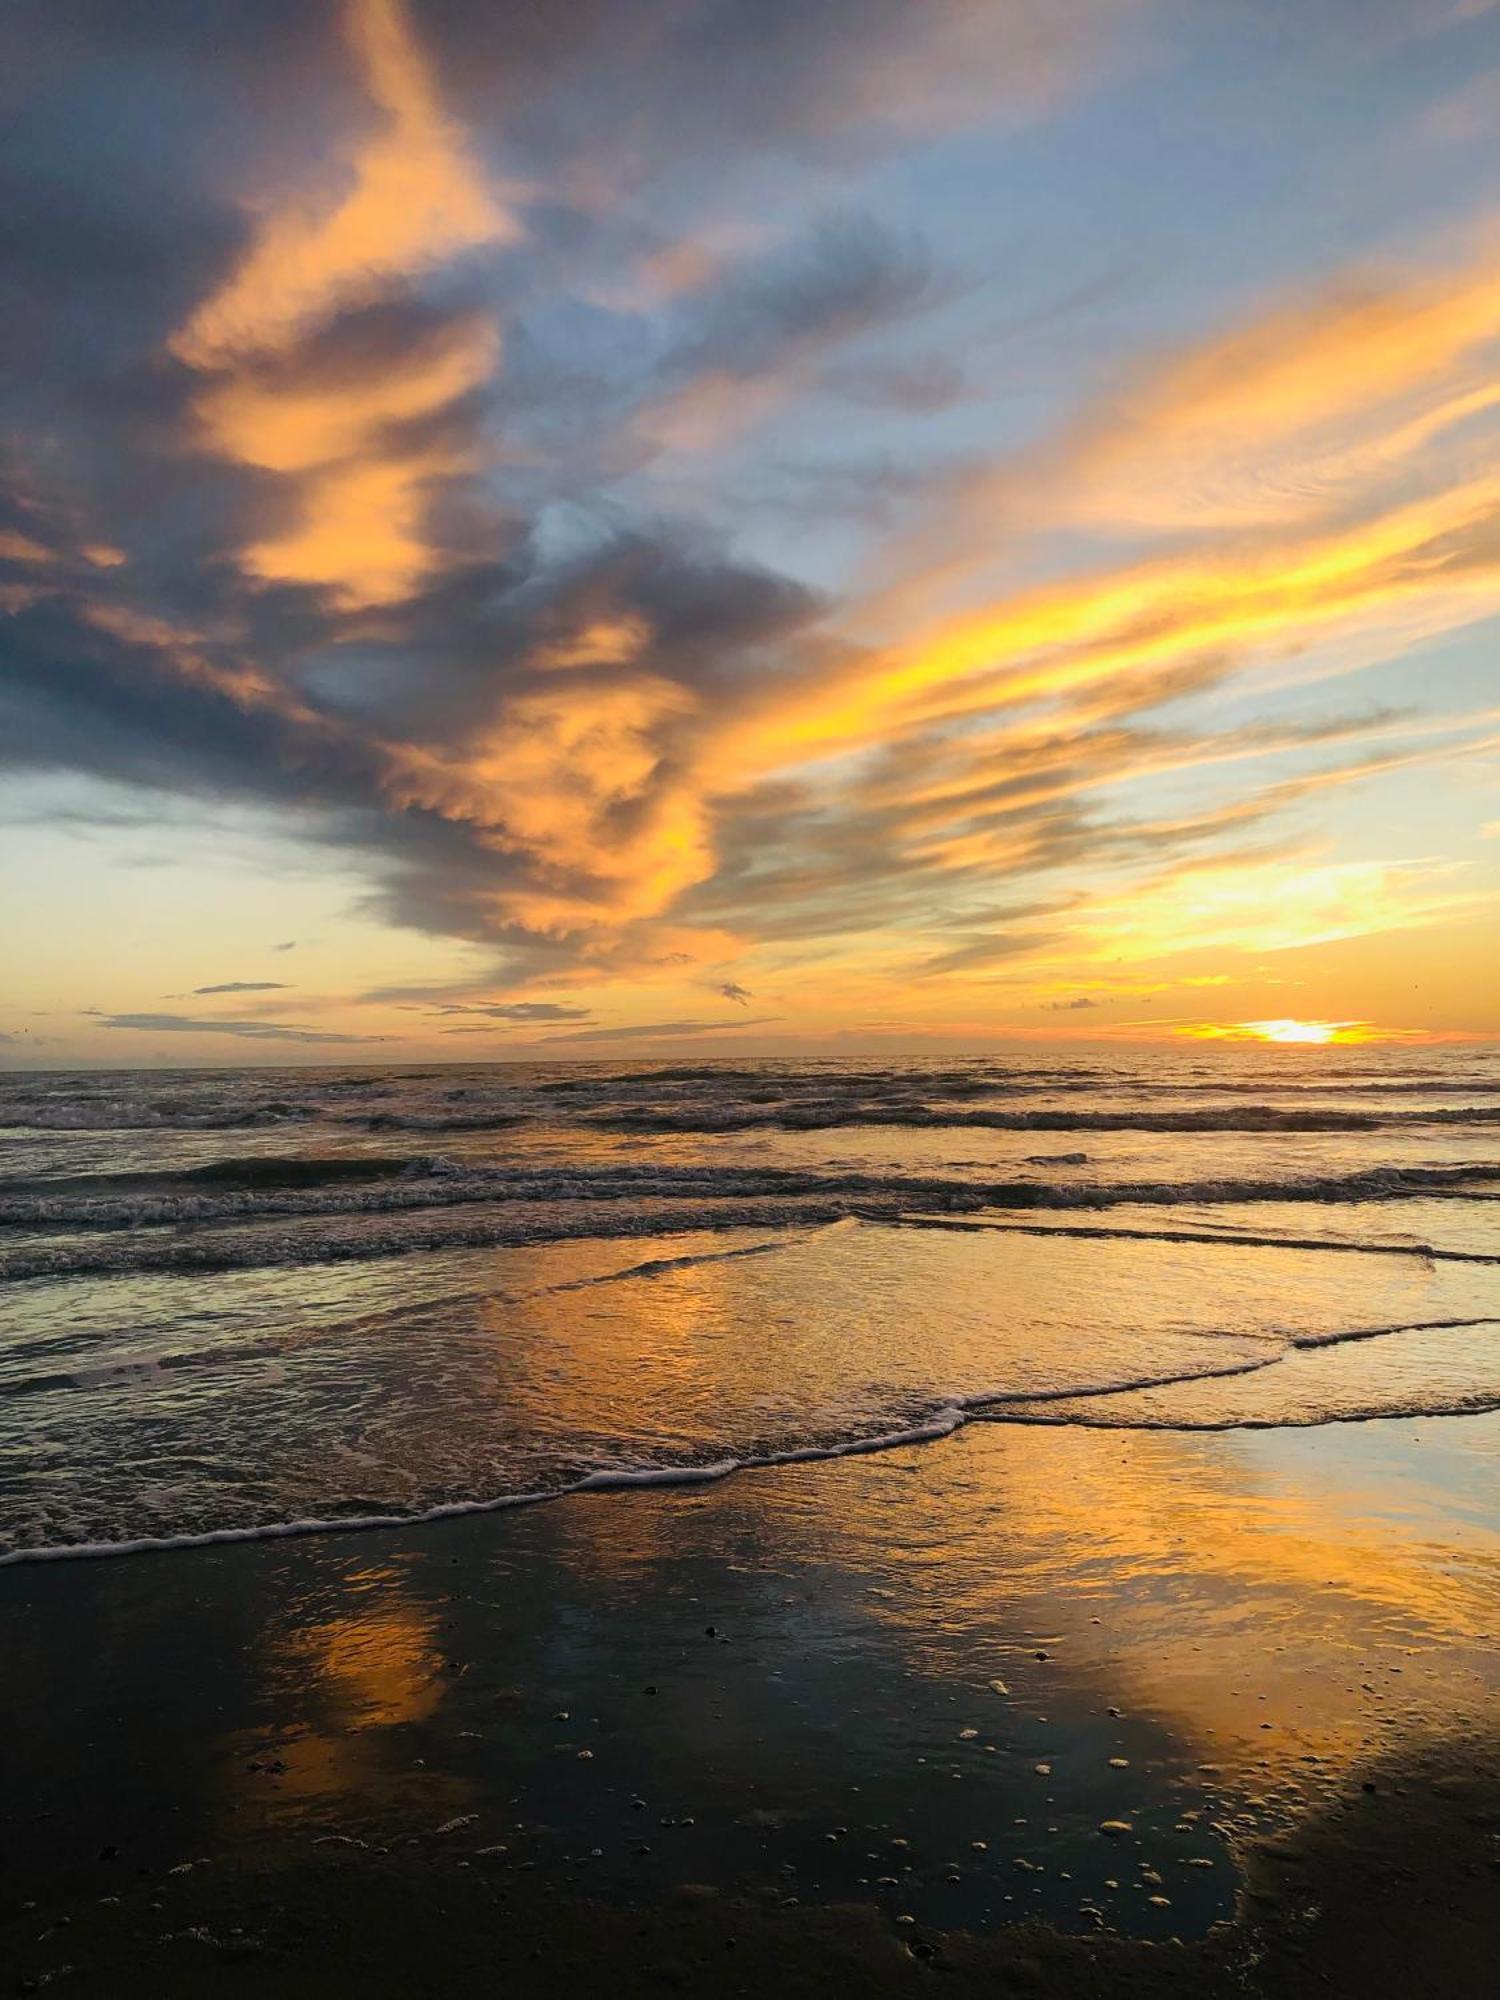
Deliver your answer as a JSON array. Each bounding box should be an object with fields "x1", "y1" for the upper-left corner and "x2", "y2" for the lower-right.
[
  {"x1": 191, "y1": 981, "x2": 289, "y2": 995},
  {"x1": 539, "y1": 1015, "x2": 780, "y2": 1043},
  {"x1": 423, "y1": 1000, "x2": 594, "y2": 1022},
  {"x1": 97, "y1": 1013, "x2": 387, "y2": 1043}
]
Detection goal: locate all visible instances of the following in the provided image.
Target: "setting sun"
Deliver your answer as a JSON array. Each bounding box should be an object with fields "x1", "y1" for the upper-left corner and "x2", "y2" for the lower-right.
[
  {"x1": 1247, "y1": 1018, "x2": 1342, "y2": 1044},
  {"x1": 1181, "y1": 1019, "x2": 1376, "y2": 1045}
]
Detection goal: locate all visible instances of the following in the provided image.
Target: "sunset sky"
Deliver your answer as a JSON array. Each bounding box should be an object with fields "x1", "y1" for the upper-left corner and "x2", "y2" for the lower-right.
[{"x1": 3, "y1": 0, "x2": 1500, "y2": 1065}]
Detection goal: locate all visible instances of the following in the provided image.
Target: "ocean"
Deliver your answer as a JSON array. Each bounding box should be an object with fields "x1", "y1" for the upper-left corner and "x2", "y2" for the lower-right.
[{"x1": 3, "y1": 1046, "x2": 1499, "y2": 1563}]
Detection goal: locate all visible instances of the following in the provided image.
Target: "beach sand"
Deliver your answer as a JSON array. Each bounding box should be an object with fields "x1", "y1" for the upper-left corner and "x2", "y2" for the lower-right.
[{"x1": 6, "y1": 1413, "x2": 1500, "y2": 1995}]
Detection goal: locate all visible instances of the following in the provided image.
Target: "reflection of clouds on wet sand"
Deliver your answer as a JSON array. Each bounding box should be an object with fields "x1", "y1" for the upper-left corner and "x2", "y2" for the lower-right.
[
  {"x1": 223, "y1": 1560, "x2": 468, "y2": 1830},
  {"x1": 8, "y1": 1399, "x2": 1499, "y2": 1948},
  {"x1": 539, "y1": 1413, "x2": 1500, "y2": 1811}
]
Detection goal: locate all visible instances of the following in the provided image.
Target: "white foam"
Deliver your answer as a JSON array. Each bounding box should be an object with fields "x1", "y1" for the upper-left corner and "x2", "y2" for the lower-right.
[
  {"x1": 0, "y1": 1351, "x2": 1287, "y2": 1568},
  {"x1": 0, "y1": 1413, "x2": 967, "y2": 1568}
]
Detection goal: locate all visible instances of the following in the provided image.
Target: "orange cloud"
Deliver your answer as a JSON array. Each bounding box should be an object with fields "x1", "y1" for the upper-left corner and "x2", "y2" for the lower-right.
[
  {"x1": 173, "y1": 0, "x2": 513, "y2": 607},
  {"x1": 392, "y1": 677, "x2": 712, "y2": 935},
  {"x1": 155, "y1": 52, "x2": 1500, "y2": 1002},
  {"x1": 174, "y1": 0, "x2": 514, "y2": 369},
  {"x1": 1058, "y1": 256, "x2": 1500, "y2": 533},
  {"x1": 1067, "y1": 854, "x2": 1483, "y2": 964}
]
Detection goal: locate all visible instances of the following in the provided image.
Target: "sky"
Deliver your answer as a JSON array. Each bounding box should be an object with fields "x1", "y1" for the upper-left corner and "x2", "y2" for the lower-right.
[{"x1": 3, "y1": 0, "x2": 1500, "y2": 1067}]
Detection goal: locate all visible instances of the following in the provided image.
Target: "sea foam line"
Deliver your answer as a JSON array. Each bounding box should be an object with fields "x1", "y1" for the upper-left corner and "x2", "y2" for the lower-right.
[
  {"x1": 7, "y1": 1318, "x2": 1494, "y2": 1568},
  {"x1": 899, "y1": 1216, "x2": 1500, "y2": 1263}
]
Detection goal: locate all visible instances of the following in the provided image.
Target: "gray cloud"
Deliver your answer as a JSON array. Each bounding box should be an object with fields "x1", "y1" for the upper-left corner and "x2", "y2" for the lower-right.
[
  {"x1": 191, "y1": 980, "x2": 289, "y2": 994},
  {"x1": 428, "y1": 0, "x2": 1138, "y2": 184},
  {"x1": 915, "y1": 931, "x2": 1065, "y2": 978},
  {"x1": 97, "y1": 1012, "x2": 386, "y2": 1043},
  {"x1": 539, "y1": 1015, "x2": 780, "y2": 1042},
  {"x1": 664, "y1": 215, "x2": 938, "y2": 386},
  {"x1": 429, "y1": 1001, "x2": 595, "y2": 1022}
]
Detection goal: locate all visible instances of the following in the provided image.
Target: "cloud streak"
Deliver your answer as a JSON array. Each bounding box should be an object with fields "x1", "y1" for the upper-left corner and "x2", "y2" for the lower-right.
[
  {"x1": 192, "y1": 981, "x2": 289, "y2": 995},
  {"x1": 539, "y1": 1016, "x2": 780, "y2": 1043},
  {"x1": 98, "y1": 1013, "x2": 386, "y2": 1043}
]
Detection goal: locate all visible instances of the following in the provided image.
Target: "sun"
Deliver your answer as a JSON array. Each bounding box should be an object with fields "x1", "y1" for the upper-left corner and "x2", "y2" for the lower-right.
[
  {"x1": 1246, "y1": 1018, "x2": 1340, "y2": 1044},
  {"x1": 1179, "y1": 1018, "x2": 1375, "y2": 1045}
]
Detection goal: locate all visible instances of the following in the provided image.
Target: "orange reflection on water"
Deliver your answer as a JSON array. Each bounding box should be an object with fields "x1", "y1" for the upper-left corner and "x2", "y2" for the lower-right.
[
  {"x1": 870, "y1": 1425, "x2": 1498, "y2": 1784},
  {"x1": 544, "y1": 1413, "x2": 1500, "y2": 1808},
  {"x1": 288, "y1": 1587, "x2": 446, "y2": 1728},
  {"x1": 223, "y1": 1564, "x2": 465, "y2": 1829}
]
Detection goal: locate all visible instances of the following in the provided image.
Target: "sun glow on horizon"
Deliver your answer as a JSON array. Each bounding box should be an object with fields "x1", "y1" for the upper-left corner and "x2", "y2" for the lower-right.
[{"x1": 1181, "y1": 1018, "x2": 1374, "y2": 1046}]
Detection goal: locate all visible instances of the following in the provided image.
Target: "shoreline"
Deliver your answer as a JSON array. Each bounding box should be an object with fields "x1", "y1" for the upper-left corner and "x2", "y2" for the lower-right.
[{"x1": 11, "y1": 1351, "x2": 1500, "y2": 1573}]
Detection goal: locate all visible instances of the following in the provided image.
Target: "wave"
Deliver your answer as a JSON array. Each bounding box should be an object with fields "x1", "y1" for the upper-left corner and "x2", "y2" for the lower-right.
[
  {"x1": 360, "y1": 1110, "x2": 529, "y2": 1132},
  {"x1": 591, "y1": 1102, "x2": 1500, "y2": 1135},
  {"x1": 5, "y1": 1160, "x2": 1499, "y2": 1279},
  {"x1": 5, "y1": 1311, "x2": 1493, "y2": 1566},
  {"x1": 0, "y1": 1192, "x2": 885, "y2": 1279},
  {"x1": 902, "y1": 1216, "x2": 1500, "y2": 1264},
  {"x1": 0, "y1": 1239, "x2": 795, "y2": 1400},
  {"x1": 0, "y1": 1423, "x2": 978, "y2": 1568},
  {"x1": 7, "y1": 1054, "x2": 1500, "y2": 1136},
  {"x1": 990, "y1": 1317, "x2": 1500, "y2": 1432},
  {"x1": 990, "y1": 1386, "x2": 1500, "y2": 1432},
  {"x1": 0, "y1": 1099, "x2": 325, "y2": 1131}
]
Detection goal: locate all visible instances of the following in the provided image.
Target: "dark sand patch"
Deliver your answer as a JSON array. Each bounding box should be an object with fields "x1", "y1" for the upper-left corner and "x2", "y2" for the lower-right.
[{"x1": 7, "y1": 1735, "x2": 1500, "y2": 1997}]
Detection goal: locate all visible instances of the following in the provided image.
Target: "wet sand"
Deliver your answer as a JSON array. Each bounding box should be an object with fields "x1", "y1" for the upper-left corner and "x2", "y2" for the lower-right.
[{"x1": 5, "y1": 1414, "x2": 1500, "y2": 1994}]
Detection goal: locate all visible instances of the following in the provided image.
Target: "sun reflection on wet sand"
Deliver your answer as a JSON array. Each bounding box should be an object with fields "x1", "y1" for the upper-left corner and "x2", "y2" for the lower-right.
[
  {"x1": 223, "y1": 1566, "x2": 469, "y2": 1831},
  {"x1": 541, "y1": 1414, "x2": 1500, "y2": 1820},
  {"x1": 6, "y1": 1406, "x2": 1500, "y2": 1949}
]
